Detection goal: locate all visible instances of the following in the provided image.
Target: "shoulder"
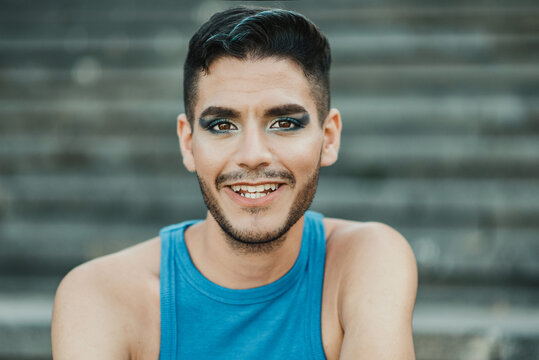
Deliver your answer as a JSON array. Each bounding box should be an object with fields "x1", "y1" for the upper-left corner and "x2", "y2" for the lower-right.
[
  {"x1": 323, "y1": 218, "x2": 417, "y2": 358},
  {"x1": 324, "y1": 218, "x2": 417, "y2": 306},
  {"x1": 324, "y1": 218, "x2": 416, "y2": 273},
  {"x1": 324, "y1": 218, "x2": 417, "y2": 276},
  {"x1": 51, "y1": 237, "x2": 161, "y2": 359},
  {"x1": 323, "y1": 219, "x2": 417, "y2": 314},
  {"x1": 324, "y1": 218, "x2": 418, "y2": 303},
  {"x1": 54, "y1": 235, "x2": 161, "y2": 304},
  {"x1": 53, "y1": 236, "x2": 161, "y2": 308}
]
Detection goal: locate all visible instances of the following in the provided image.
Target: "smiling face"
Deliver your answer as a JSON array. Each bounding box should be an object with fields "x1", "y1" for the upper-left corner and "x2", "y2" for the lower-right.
[{"x1": 178, "y1": 56, "x2": 341, "y2": 252}]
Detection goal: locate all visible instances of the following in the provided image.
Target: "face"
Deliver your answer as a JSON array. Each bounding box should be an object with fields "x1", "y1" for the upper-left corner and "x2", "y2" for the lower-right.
[{"x1": 178, "y1": 56, "x2": 341, "y2": 252}]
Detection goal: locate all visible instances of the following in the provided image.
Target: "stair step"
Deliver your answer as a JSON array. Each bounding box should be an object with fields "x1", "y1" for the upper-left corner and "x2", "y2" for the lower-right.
[
  {"x1": 1, "y1": 175, "x2": 538, "y2": 216},
  {"x1": 1, "y1": 134, "x2": 537, "y2": 177},
  {"x1": 413, "y1": 304, "x2": 539, "y2": 360},
  {"x1": 1, "y1": 176, "x2": 538, "y2": 279},
  {"x1": 0, "y1": 94, "x2": 539, "y2": 137},
  {"x1": 2, "y1": 33, "x2": 538, "y2": 70},
  {"x1": 2, "y1": 5, "x2": 539, "y2": 39},
  {"x1": 2, "y1": 64, "x2": 539, "y2": 100},
  {"x1": 2, "y1": 96, "x2": 537, "y2": 136},
  {"x1": 0, "y1": 282, "x2": 537, "y2": 360},
  {"x1": 1, "y1": 220, "x2": 538, "y2": 282}
]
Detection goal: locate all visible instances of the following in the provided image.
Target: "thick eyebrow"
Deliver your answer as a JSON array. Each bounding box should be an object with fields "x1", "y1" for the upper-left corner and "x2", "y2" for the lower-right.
[
  {"x1": 199, "y1": 106, "x2": 241, "y2": 119},
  {"x1": 264, "y1": 104, "x2": 308, "y2": 118}
]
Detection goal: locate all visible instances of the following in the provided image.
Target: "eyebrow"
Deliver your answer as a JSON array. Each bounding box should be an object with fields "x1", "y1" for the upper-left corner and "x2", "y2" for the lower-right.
[
  {"x1": 264, "y1": 104, "x2": 308, "y2": 118},
  {"x1": 199, "y1": 106, "x2": 241, "y2": 119},
  {"x1": 198, "y1": 103, "x2": 309, "y2": 121}
]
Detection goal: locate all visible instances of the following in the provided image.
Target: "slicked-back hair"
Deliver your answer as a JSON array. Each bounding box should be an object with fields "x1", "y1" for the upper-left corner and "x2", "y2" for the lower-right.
[{"x1": 183, "y1": 6, "x2": 332, "y2": 126}]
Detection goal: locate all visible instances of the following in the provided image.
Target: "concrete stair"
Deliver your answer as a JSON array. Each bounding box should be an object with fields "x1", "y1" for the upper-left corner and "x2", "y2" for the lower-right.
[
  {"x1": 1, "y1": 0, "x2": 538, "y2": 358},
  {"x1": 1, "y1": 279, "x2": 538, "y2": 360}
]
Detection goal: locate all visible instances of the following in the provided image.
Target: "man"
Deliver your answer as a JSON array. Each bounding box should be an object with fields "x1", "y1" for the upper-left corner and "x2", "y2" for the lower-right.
[{"x1": 52, "y1": 6, "x2": 417, "y2": 359}]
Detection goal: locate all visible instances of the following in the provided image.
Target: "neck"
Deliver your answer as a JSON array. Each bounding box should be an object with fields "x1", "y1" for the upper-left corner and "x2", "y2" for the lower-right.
[{"x1": 184, "y1": 212, "x2": 306, "y2": 289}]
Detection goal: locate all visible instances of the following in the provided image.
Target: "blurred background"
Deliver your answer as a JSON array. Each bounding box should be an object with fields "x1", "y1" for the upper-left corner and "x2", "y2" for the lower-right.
[{"x1": 1, "y1": 0, "x2": 538, "y2": 359}]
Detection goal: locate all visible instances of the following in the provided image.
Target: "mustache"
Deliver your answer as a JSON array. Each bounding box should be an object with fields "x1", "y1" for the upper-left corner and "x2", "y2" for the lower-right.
[{"x1": 215, "y1": 169, "x2": 296, "y2": 189}]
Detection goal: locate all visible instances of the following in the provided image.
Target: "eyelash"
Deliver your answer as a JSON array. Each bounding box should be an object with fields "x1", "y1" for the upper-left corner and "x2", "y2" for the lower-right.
[
  {"x1": 206, "y1": 119, "x2": 238, "y2": 134},
  {"x1": 205, "y1": 117, "x2": 305, "y2": 134},
  {"x1": 269, "y1": 117, "x2": 304, "y2": 131}
]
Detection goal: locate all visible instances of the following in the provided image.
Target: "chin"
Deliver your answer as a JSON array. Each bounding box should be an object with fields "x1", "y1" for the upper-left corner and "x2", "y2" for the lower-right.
[
  {"x1": 239, "y1": 211, "x2": 287, "y2": 230},
  {"x1": 225, "y1": 206, "x2": 290, "y2": 233}
]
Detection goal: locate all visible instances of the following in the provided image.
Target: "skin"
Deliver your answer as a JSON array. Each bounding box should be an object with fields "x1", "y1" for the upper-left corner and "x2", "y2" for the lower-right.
[{"x1": 51, "y1": 57, "x2": 417, "y2": 359}]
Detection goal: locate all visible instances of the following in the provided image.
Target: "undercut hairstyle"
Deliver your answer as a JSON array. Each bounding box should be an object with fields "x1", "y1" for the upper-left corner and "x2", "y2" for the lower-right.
[{"x1": 183, "y1": 6, "x2": 332, "y2": 126}]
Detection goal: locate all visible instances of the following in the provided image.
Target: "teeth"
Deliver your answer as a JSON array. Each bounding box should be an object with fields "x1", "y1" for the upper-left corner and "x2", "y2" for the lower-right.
[
  {"x1": 243, "y1": 192, "x2": 268, "y2": 199},
  {"x1": 230, "y1": 183, "x2": 280, "y2": 196}
]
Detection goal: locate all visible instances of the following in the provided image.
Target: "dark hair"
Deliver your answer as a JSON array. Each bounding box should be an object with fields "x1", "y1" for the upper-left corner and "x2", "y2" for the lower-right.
[{"x1": 183, "y1": 6, "x2": 331, "y2": 125}]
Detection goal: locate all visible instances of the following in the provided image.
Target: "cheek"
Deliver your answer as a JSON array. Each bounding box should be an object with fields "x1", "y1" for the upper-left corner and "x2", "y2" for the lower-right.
[
  {"x1": 273, "y1": 135, "x2": 322, "y2": 174},
  {"x1": 191, "y1": 139, "x2": 231, "y2": 177}
]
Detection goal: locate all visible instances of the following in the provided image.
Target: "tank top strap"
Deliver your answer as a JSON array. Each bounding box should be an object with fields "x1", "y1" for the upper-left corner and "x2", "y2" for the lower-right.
[
  {"x1": 159, "y1": 220, "x2": 200, "y2": 359},
  {"x1": 304, "y1": 210, "x2": 327, "y2": 359}
]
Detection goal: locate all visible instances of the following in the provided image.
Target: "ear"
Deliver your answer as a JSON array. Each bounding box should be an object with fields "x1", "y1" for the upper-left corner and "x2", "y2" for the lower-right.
[
  {"x1": 177, "y1": 113, "x2": 196, "y2": 172},
  {"x1": 320, "y1": 108, "x2": 342, "y2": 167}
]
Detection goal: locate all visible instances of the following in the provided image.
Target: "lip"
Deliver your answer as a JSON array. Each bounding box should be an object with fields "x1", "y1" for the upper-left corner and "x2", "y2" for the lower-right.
[
  {"x1": 224, "y1": 184, "x2": 285, "y2": 207},
  {"x1": 224, "y1": 180, "x2": 286, "y2": 187}
]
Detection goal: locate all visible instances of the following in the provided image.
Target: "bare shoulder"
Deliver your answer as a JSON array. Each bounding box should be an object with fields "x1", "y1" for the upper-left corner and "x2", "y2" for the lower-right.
[
  {"x1": 51, "y1": 237, "x2": 161, "y2": 360},
  {"x1": 323, "y1": 218, "x2": 418, "y2": 359},
  {"x1": 324, "y1": 218, "x2": 417, "y2": 278}
]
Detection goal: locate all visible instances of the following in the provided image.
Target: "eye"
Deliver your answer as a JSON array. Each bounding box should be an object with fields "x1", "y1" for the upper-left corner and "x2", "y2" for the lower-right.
[
  {"x1": 214, "y1": 122, "x2": 235, "y2": 131},
  {"x1": 270, "y1": 118, "x2": 300, "y2": 130},
  {"x1": 207, "y1": 119, "x2": 238, "y2": 133}
]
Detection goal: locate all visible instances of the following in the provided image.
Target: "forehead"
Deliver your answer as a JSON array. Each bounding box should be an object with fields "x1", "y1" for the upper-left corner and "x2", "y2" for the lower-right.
[{"x1": 194, "y1": 56, "x2": 317, "y2": 117}]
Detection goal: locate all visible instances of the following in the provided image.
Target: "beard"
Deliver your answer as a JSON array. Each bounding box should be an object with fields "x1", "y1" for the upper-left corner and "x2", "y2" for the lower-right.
[{"x1": 196, "y1": 163, "x2": 320, "y2": 254}]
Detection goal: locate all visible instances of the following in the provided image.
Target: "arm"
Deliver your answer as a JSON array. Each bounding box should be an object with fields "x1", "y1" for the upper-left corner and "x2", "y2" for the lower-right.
[
  {"x1": 337, "y1": 223, "x2": 418, "y2": 359},
  {"x1": 51, "y1": 261, "x2": 130, "y2": 359}
]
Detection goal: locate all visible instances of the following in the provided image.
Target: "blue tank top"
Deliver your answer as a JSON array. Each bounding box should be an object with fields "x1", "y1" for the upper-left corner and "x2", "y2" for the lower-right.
[{"x1": 159, "y1": 211, "x2": 327, "y2": 359}]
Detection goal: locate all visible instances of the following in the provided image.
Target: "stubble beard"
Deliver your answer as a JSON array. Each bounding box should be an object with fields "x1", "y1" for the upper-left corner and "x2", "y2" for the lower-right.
[{"x1": 196, "y1": 164, "x2": 320, "y2": 255}]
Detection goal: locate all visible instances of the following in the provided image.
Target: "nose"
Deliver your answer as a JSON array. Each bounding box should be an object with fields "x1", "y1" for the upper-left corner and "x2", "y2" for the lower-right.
[{"x1": 232, "y1": 124, "x2": 272, "y2": 170}]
